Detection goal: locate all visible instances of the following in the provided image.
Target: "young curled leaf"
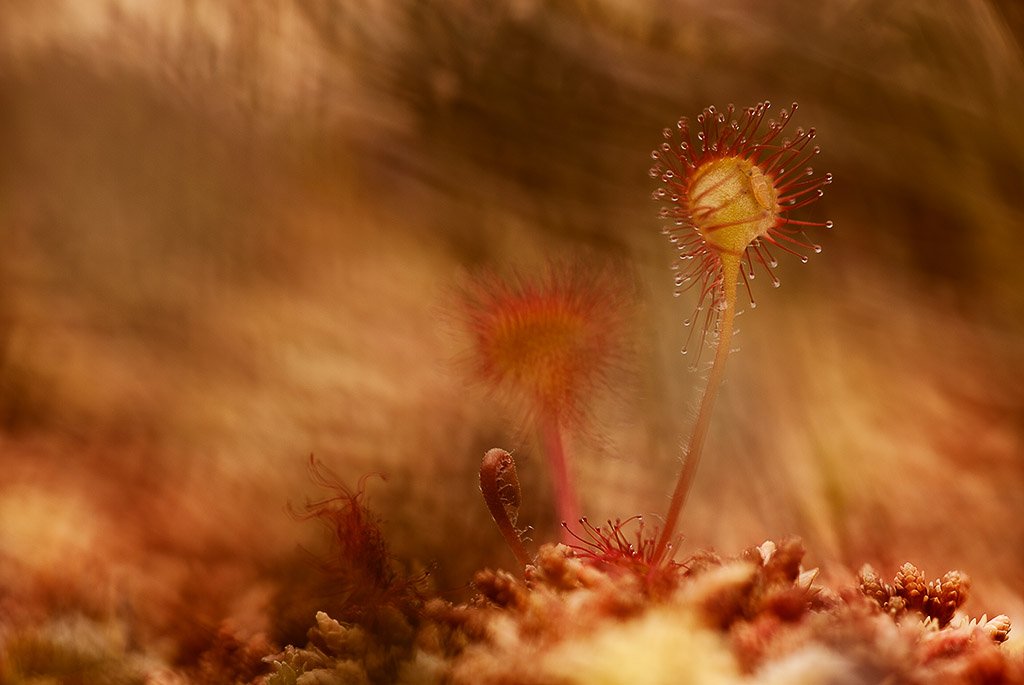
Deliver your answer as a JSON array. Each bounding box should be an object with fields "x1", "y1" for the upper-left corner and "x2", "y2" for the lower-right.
[{"x1": 479, "y1": 448, "x2": 531, "y2": 568}]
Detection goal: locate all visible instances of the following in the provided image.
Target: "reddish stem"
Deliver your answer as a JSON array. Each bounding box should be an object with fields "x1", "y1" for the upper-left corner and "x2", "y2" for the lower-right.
[
  {"x1": 654, "y1": 255, "x2": 740, "y2": 561},
  {"x1": 541, "y1": 416, "x2": 580, "y2": 544}
]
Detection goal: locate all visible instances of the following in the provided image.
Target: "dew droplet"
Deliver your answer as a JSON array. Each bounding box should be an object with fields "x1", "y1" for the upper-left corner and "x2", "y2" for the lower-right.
[
  {"x1": 649, "y1": 168, "x2": 660, "y2": 178},
  {"x1": 662, "y1": 127, "x2": 672, "y2": 139},
  {"x1": 651, "y1": 151, "x2": 660, "y2": 159},
  {"x1": 800, "y1": 255, "x2": 809, "y2": 263},
  {"x1": 825, "y1": 220, "x2": 834, "y2": 229},
  {"x1": 661, "y1": 142, "x2": 671, "y2": 152},
  {"x1": 813, "y1": 244, "x2": 822, "y2": 253}
]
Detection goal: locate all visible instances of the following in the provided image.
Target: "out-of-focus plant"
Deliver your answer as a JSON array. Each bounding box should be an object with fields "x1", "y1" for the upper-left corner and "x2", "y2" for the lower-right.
[{"x1": 453, "y1": 261, "x2": 634, "y2": 544}]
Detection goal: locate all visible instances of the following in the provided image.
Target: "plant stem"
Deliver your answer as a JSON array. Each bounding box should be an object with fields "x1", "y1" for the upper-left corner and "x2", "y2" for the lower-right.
[
  {"x1": 541, "y1": 415, "x2": 580, "y2": 544},
  {"x1": 654, "y1": 255, "x2": 740, "y2": 561}
]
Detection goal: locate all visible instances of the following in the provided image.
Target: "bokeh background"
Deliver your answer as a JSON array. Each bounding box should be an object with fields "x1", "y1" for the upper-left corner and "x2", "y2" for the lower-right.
[{"x1": 1, "y1": 0, "x2": 1022, "y2": 670}]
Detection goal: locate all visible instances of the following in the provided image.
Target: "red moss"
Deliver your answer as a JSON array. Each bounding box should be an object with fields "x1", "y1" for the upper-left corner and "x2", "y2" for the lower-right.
[{"x1": 290, "y1": 457, "x2": 420, "y2": 622}]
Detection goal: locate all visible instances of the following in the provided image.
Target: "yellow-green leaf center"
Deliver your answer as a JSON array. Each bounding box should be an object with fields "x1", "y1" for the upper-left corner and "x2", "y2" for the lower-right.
[{"x1": 687, "y1": 157, "x2": 778, "y2": 256}]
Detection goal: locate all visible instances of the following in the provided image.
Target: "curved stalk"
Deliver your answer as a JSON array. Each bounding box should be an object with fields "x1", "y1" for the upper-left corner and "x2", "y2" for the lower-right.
[
  {"x1": 480, "y1": 448, "x2": 532, "y2": 568},
  {"x1": 654, "y1": 255, "x2": 740, "y2": 561}
]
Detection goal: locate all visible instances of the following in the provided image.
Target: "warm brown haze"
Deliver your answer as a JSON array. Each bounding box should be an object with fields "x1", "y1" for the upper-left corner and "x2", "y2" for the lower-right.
[{"x1": 1, "y1": 2, "x2": 1023, "y2": 683}]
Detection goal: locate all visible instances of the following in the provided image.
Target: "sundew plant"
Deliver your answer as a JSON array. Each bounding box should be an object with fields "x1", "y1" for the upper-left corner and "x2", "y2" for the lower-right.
[
  {"x1": 649, "y1": 101, "x2": 832, "y2": 558},
  {"x1": 459, "y1": 101, "x2": 832, "y2": 563},
  {"x1": 267, "y1": 100, "x2": 1024, "y2": 685}
]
